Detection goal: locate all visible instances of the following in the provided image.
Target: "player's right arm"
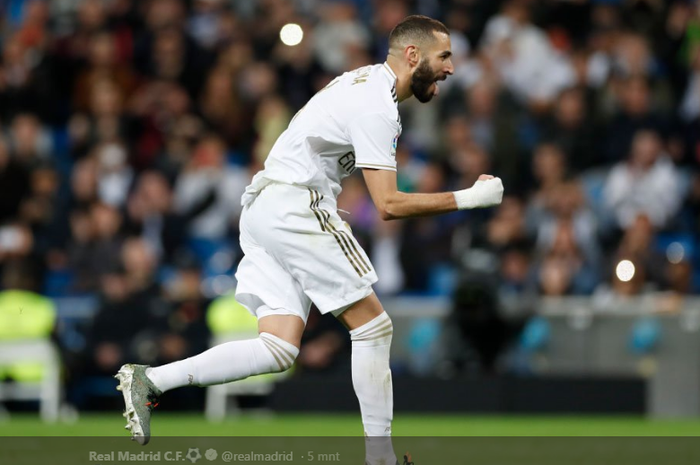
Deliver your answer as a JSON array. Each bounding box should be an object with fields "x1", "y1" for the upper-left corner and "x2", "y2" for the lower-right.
[
  {"x1": 362, "y1": 168, "x2": 503, "y2": 220},
  {"x1": 348, "y1": 112, "x2": 503, "y2": 221}
]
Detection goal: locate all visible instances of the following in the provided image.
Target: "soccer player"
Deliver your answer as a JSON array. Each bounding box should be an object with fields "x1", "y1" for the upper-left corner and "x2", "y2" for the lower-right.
[{"x1": 115, "y1": 15, "x2": 503, "y2": 464}]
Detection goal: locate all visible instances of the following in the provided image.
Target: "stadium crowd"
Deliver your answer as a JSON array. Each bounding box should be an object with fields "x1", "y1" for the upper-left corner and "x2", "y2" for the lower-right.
[{"x1": 1, "y1": 0, "x2": 700, "y2": 383}]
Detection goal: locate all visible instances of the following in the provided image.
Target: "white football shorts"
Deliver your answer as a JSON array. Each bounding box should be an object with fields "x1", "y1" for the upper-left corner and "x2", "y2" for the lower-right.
[{"x1": 235, "y1": 182, "x2": 377, "y2": 322}]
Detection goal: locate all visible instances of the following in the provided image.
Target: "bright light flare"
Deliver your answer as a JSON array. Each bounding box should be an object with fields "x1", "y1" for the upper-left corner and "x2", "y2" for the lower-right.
[
  {"x1": 616, "y1": 260, "x2": 636, "y2": 283},
  {"x1": 280, "y1": 23, "x2": 303, "y2": 46}
]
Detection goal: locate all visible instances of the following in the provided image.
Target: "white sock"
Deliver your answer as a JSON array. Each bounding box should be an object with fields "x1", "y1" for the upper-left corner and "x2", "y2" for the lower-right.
[
  {"x1": 350, "y1": 312, "x2": 397, "y2": 465},
  {"x1": 146, "y1": 332, "x2": 299, "y2": 392}
]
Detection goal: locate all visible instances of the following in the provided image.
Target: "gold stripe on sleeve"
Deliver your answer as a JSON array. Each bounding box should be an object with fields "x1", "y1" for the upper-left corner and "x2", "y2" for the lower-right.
[{"x1": 355, "y1": 163, "x2": 397, "y2": 171}]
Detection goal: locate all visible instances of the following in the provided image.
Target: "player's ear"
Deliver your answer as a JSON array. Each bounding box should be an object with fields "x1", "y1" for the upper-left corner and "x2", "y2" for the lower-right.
[{"x1": 405, "y1": 45, "x2": 419, "y2": 68}]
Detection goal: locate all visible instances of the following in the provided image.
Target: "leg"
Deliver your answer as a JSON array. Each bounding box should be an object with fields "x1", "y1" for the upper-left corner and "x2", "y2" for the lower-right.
[
  {"x1": 147, "y1": 314, "x2": 304, "y2": 392},
  {"x1": 116, "y1": 313, "x2": 304, "y2": 445},
  {"x1": 118, "y1": 184, "x2": 315, "y2": 444},
  {"x1": 241, "y1": 184, "x2": 394, "y2": 460},
  {"x1": 258, "y1": 314, "x2": 305, "y2": 347},
  {"x1": 337, "y1": 292, "x2": 397, "y2": 465},
  {"x1": 336, "y1": 292, "x2": 385, "y2": 330}
]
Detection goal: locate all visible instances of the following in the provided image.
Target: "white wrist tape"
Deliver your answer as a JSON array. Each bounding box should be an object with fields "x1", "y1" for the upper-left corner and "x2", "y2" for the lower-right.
[{"x1": 453, "y1": 178, "x2": 504, "y2": 210}]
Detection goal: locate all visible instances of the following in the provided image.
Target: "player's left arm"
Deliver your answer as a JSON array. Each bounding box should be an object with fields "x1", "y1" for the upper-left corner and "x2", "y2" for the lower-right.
[{"x1": 362, "y1": 168, "x2": 502, "y2": 220}]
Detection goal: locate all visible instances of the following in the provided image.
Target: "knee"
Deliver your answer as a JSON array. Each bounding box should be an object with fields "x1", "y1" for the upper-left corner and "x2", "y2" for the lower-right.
[
  {"x1": 349, "y1": 312, "x2": 393, "y2": 343},
  {"x1": 260, "y1": 332, "x2": 299, "y2": 372}
]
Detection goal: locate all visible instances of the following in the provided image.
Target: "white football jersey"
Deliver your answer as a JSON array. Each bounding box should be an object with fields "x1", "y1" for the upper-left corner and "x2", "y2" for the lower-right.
[{"x1": 242, "y1": 63, "x2": 402, "y2": 205}]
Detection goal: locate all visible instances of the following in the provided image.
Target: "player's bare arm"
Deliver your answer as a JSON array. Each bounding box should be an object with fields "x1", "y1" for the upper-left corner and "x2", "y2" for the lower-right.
[{"x1": 362, "y1": 168, "x2": 504, "y2": 220}]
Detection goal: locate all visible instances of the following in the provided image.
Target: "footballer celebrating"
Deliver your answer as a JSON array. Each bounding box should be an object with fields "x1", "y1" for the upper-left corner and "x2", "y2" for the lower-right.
[{"x1": 115, "y1": 15, "x2": 503, "y2": 464}]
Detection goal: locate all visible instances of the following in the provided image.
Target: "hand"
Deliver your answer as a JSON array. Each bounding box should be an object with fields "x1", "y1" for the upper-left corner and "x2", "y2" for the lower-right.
[
  {"x1": 471, "y1": 176, "x2": 504, "y2": 207},
  {"x1": 454, "y1": 175, "x2": 504, "y2": 210}
]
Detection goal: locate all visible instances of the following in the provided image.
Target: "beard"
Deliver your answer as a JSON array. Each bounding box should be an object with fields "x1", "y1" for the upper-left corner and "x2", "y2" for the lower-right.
[{"x1": 410, "y1": 58, "x2": 438, "y2": 103}]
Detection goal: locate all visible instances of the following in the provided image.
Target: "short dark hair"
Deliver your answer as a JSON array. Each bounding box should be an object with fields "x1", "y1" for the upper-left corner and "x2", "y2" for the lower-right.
[{"x1": 388, "y1": 15, "x2": 449, "y2": 51}]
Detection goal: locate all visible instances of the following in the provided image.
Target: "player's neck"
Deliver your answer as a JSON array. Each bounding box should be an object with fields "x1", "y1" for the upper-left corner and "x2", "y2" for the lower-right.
[{"x1": 385, "y1": 56, "x2": 412, "y2": 103}]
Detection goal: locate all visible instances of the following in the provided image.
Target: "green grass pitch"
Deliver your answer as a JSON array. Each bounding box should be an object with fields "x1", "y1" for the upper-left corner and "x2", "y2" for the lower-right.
[
  {"x1": 3, "y1": 414, "x2": 700, "y2": 465},
  {"x1": 2, "y1": 412, "x2": 700, "y2": 436}
]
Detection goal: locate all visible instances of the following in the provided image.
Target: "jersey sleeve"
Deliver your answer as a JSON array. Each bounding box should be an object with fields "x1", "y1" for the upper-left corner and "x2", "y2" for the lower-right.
[{"x1": 347, "y1": 112, "x2": 400, "y2": 172}]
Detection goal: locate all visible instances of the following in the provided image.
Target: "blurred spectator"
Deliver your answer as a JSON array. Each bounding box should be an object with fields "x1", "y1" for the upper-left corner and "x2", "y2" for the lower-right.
[
  {"x1": 0, "y1": 31, "x2": 55, "y2": 122},
  {"x1": 298, "y1": 310, "x2": 350, "y2": 373},
  {"x1": 436, "y1": 11, "x2": 474, "y2": 93},
  {"x1": 0, "y1": 135, "x2": 30, "y2": 223},
  {"x1": 610, "y1": 32, "x2": 655, "y2": 79},
  {"x1": 0, "y1": 224, "x2": 34, "y2": 265},
  {"x1": 55, "y1": 0, "x2": 109, "y2": 64},
  {"x1": 72, "y1": 31, "x2": 138, "y2": 113},
  {"x1": 371, "y1": 0, "x2": 408, "y2": 58},
  {"x1": 665, "y1": 259, "x2": 693, "y2": 295},
  {"x1": 68, "y1": 202, "x2": 123, "y2": 293},
  {"x1": 95, "y1": 142, "x2": 134, "y2": 208},
  {"x1": 69, "y1": 157, "x2": 99, "y2": 208},
  {"x1": 173, "y1": 135, "x2": 249, "y2": 240},
  {"x1": 449, "y1": 142, "x2": 492, "y2": 194},
  {"x1": 19, "y1": 163, "x2": 69, "y2": 256},
  {"x1": 65, "y1": 207, "x2": 94, "y2": 292},
  {"x1": 371, "y1": 219, "x2": 404, "y2": 296},
  {"x1": 611, "y1": 214, "x2": 665, "y2": 287},
  {"x1": 313, "y1": 1, "x2": 370, "y2": 74},
  {"x1": 159, "y1": 253, "x2": 210, "y2": 366},
  {"x1": 583, "y1": 6, "x2": 620, "y2": 89},
  {"x1": 198, "y1": 65, "x2": 252, "y2": 149},
  {"x1": 481, "y1": 0, "x2": 575, "y2": 111},
  {"x1": 9, "y1": 113, "x2": 52, "y2": 167},
  {"x1": 147, "y1": 26, "x2": 207, "y2": 96},
  {"x1": 252, "y1": 94, "x2": 291, "y2": 167},
  {"x1": 538, "y1": 253, "x2": 575, "y2": 297},
  {"x1": 128, "y1": 81, "x2": 204, "y2": 172},
  {"x1": 540, "y1": 88, "x2": 600, "y2": 173},
  {"x1": 274, "y1": 27, "x2": 326, "y2": 110},
  {"x1": 400, "y1": 163, "x2": 455, "y2": 292},
  {"x1": 84, "y1": 267, "x2": 133, "y2": 376},
  {"x1": 69, "y1": 79, "x2": 132, "y2": 159},
  {"x1": 187, "y1": 0, "x2": 234, "y2": 50},
  {"x1": 605, "y1": 76, "x2": 669, "y2": 163},
  {"x1": 121, "y1": 236, "x2": 158, "y2": 292},
  {"x1": 462, "y1": 80, "x2": 521, "y2": 189},
  {"x1": 498, "y1": 242, "x2": 536, "y2": 316},
  {"x1": 83, "y1": 235, "x2": 189, "y2": 378},
  {"x1": 484, "y1": 196, "x2": 528, "y2": 251},
  {"x1": 125, "y1": 170, "x2": 187, "y2": 263},
  {"x1": 603, "y1": 129, "x2": 683, "y2": 230},
  {"x1": 337, "y1": 173, "x2": 376, "y2": 248},
  {"x1": 528, "y1": 142, "x2": 567, "y2": 203},
  {"x1": 680, "y1": 44, "x2": 700, "y2": 123},
  {"x1": 532, "y1": 182, "x2": 601, "y2": 295}
]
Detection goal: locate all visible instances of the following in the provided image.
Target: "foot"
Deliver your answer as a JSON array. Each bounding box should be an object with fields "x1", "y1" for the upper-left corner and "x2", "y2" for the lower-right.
[
  {"x1": 365, "y1": 454, "x2": 412, "y2": 465},
  {"x1": 114, "y1": 364, "x2": 162, "y2": 445}
]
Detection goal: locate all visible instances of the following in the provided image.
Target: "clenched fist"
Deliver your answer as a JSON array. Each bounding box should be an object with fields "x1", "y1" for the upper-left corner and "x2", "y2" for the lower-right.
[{"x1": 453, "y1": 175, "x2": 504, "y2": 210}]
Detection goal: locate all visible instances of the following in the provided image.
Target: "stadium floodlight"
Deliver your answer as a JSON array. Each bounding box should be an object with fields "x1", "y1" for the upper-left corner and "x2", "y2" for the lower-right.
[
  {"x1": 615, "y1": 260, "x2": 635, "y2": 283},
  {"x1": 280, "y1": 23, "x2": 303, "y2": 46}
]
